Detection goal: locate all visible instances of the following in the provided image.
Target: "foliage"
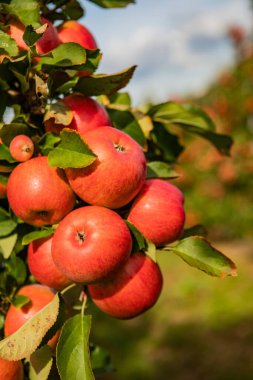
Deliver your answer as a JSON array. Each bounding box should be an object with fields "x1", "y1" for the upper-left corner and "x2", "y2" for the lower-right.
[
  {"x1": 178, "y1": 28, "x2": 253, "y2": 240},
  {"x1": 0, "y1": 0, "x2": 236, "y2": 379}
]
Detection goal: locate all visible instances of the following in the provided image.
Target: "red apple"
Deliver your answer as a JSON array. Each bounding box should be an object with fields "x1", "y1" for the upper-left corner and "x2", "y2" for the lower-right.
[
  {"x1": 44, "y1": 94, "x2": 112, "y2": 134},
  {"x1": 88, "y1": 253, "x2": 163, "y2": 319},
  {"x1": 57, "y1": 21, "x2": 98, "y2": 77},
  {"x1": 127, "y1": 179, "x2": 185, "y2": 246},
  {"x1": 7, "y1": 156, "x2": 75, "y2": 227},
  {"x1": 0, "y1": 359, "x2": 23, "y2": 380},
  {"x1": 28, "y1": 235, "x2": 72, "y2": 291},
  {"x1": 9, "y1": 17, "x2": 60, "y2": 54},
  {"x1": 65, "y1": 127, "x2": 147, "y2": 209},
  {"x1": 52, "y1": 205, "x2": 132, "y2": 283},
  {"x1": 57, "y1": 20, "x2": 97, "y2": 50},
  {"x1": 4, "y1": 284, "x2": 59, "y2": 349},
  {"x1": 9, "y1": 134, "x2": 34, "y2": 162}
]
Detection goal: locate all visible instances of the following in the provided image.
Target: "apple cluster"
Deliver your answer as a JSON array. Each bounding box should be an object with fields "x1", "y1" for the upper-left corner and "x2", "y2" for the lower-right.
[{"x1": 2, "y1": 17, "x2": 185, "y2": 355}]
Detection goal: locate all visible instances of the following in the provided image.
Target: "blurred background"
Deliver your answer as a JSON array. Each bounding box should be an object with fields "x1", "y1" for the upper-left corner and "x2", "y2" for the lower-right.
[{"x1": 81, "y1": 1, "x2": 253, "y2": 379}]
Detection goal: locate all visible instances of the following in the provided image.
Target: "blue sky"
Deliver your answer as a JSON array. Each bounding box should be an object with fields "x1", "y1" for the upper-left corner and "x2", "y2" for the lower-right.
[{"x1": 80, "y1": 0, "x2": 252, "y2": 105}]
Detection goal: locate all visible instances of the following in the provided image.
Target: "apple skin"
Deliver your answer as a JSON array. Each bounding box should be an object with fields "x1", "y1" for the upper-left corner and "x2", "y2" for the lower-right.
[
  {"x1": 7, "y1": 156, "x2": 76, "y2": 227},
  {"x1": 0, "y1": 359, "x2": 23, "y2": 380},
  {"x1": 127, "y1": 179, "x2": 185, "y2": 246},
  {"x1": 57, "y1": 20, "x2": 97, "y2": 50},
  {"x1": 88, "y1": 253, "x2": 163, "y2": 319},
  {"x1": 65, "y1": 127, "x2": 147, "y2": 209},
  {"x1": 9, "y1": 134, "x2": 34, "y2": 162},
  {"x1": 52, "y1": 205, "x2": 132, "y2": 283},
  {"x1": 4, "y1": 284, "x2": 59, "y2": 349},
  {"x1": 28, "y1": 235, "x2": 72, "y2": 291},
  {"x1": 44, "y1": 94, "x2": 111, "y2": 134},
  {"x1": 9, "y1": 17, "x2": 60, "y2": 54}
]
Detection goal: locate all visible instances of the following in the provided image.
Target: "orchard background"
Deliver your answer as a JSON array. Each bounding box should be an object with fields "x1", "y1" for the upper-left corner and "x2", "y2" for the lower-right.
[{"x1": 0, "y1": 0, "x2": 252, "y2": 379}]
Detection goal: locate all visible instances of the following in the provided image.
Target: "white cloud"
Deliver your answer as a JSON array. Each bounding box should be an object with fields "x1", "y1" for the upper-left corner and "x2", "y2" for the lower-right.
[{"x1": 83, "y1": 0, "x2": 252, "y2": 103}]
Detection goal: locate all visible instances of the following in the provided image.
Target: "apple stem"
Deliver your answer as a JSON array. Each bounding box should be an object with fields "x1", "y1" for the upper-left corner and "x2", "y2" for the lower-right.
[
  {"x1": 114, "y1": 143, "x2": 125, "y2": 152},
  {"x1": 76, "y1": 231, "x2": 86, "y2": 244}
]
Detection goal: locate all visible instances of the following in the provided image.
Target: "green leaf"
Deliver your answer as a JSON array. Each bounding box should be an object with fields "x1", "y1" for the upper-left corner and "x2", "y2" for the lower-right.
[
  {"x1": 29, "y1": 345, "x2": 53, "y2": 380},
  {"x1": 6, "y1": 255, "x2": 27, "y2": 285},
  {"x1": 108, "y1": 92, "x2": 131, "y2": 106},
  {"x1": 145, "y1": 238, "x2": 157, "y2": 263},
  {"x1": 123, "y1": 120, "x2": 146, "y2": 147},
  {"x1": 39, "y1": 43, "x2": 87, "y2": 68},
  {"x1": 48, "y1": 129, "x2": 96, "y2": 169},
  {"x1": 90, "y1": 345, "x2": 113, "y2": 375},
  {"x1": 0, "y1": 143, "x2": 15, "y2": 162},
  {"x1": 87, "y1": 0, "x2": 135, "y2": 8},
  {"x1": 148, "y1": 102, "x2": 233, "y2": 155},
  {"x1": 44, "y1": 102, "x2": 73, "y2": 126},
  {"x1": 0, "y1": 293, "x2": 61, "y2": 360},
  {"x1": 126, "y1": 221, "x2": 157, "y2": 262},
  {"x1": 63, "y1": 0, "x2": 84, "y2": 20},
  {"x1": 38, "y1": 132, "x2": 61, "y2": 156},
  {"x1": 74, "y1": 66, "x2": 137, "y2": 96},
  {"x1": 2, "y1": 0, "x2": 41, "y2": 27},
  {"x1": 151, "y1": 123, "x2": 184, "y2": 163},
  {"x1": 56, "y1": 314, "x2": 94, "y2": 380},
  {"x1": 12, "y1": 294, "x2": 30, "y2": 308},
  {"x1": 23, "y1": 23, "x2": 47, "y2": 48},
  {"x1": 0, "y1": 30, "x2": 18, "y2": 57},
  {"x1": 182, "y1": 225, "x2": 208, "y2": 239},
  {"x1": 146, "y1": 161, "x2": 179, "y2": 179},
  {"x1": 125, "y1": 221, "x2": 145, "y2": 251},
  {"x1": 22, "y1": 228, "x2": 54, "y2": 246},
  {"x1": 0, "y1": 174, "x2": 8, "y2": 186},
  {"x1": 0, "y1": 123, "x2": 35, "y2": 146},
  {"x1": 166, "y1": 236, "x2": 237, "y2": 278},
  {"x1": 0, "y1": 233, "x2": 17, "y2": 259},
  {"x1": 0, "y1": 219, "x2": 17, "y2": 237}
]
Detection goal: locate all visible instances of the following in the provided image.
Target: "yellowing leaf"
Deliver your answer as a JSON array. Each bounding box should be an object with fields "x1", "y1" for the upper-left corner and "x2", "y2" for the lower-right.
[{"x1": 0, "y1": 293, "x2": 61, "y2": 361}]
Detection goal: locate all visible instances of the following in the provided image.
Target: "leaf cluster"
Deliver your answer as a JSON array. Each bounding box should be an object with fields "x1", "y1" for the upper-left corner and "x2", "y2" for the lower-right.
[{"x1": 0, "y1": 0, "x2": 237, "y2": 379}]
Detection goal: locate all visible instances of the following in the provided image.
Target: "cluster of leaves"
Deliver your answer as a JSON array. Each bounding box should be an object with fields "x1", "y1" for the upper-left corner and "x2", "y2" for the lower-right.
[
  {"x1": 177, "y1": 27, "x2": 253, "y2": 240},
  {"x1": 0, "y1": 0, "x2": 237, "y2": 379}
]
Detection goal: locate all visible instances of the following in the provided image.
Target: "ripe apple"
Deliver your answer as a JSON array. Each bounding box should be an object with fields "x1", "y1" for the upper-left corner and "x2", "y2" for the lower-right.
[
  {"x1": 52, "y1": 205, "x2": 132, "y2": 283},
  {"x1": 44, "y1": 94, "x2": 112, "y2": 134},
  {"x1": 7, "y1": 156, "x2": 76, "y2": 227},
  {"x1": 4, "y1": 284, "x2": 59, "y2": 349},
  {"x1": 57, "y1": 20, "x2": 97, "y2": 50},
  {"x1": 88, "y1": 253, "x2": 163, "y2": 319},
  {"x1": 9, "y1": 17, "x2": 60, "y2": 54},
  {"x1": 0, "y1": 359, "x2": 23, "y2": 380},
  {"x1": 127, "y1": 179, "x2": 185, "y2": 246},
  {"x1": 9, "y1": 134, "x2": 34, "y2": 162},
  {"x1": 65, "y1": 126, "x2": 147, "y2": 209},
  {"x1": 28, "y1": 235, "x2": 72, "y2": 291},
  {"x1": 57, "y1": 21, "x2": 97, "y2": 77}
]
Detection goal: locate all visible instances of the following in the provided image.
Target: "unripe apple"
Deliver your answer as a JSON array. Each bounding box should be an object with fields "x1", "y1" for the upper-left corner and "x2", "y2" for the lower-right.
[
  {"x1": 88, "y1": 253, "x2": 163, "y2": 319},
  {"x1": 0, "y1": 359, "x2": 23, "y2": 380},
  {"x1": 9, "y1": 17, "x2": 60, "y2": 54},
  {"x1": 52, "y1": 205, "x2": 132, "y2": 283},
  {"x1": 28, "y1": 235, "x2": 72, "y2": 291},
  {"x1": 65, "y1": 126, "x2": 147, "y2": 209},
  {"x1": 57, "y1": 20, "x2": 97, "y2": 50},
  {"x1": 127, "y1": 179, "x2": 185, "y2": 246},
  {"x1": 7, "y1": 156, "x2": 76, "y2": 227},
  {"x1": 4, "y1": 284, "x2": 59, "y2": 349},
  {"x1": 9, "y1": 134, "x2": 34, "y2": 162},
  {"x1": 44, "y1": 94, "x2": 111, "y2": 134}
]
